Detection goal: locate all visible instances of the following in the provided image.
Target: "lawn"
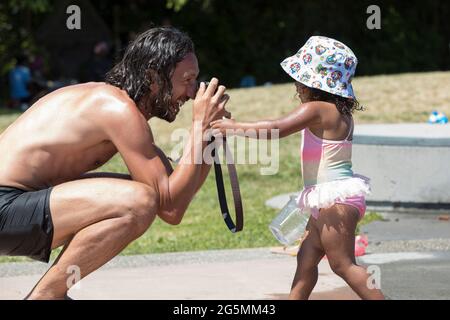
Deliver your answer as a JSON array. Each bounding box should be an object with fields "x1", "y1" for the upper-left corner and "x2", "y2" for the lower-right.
[{"x1": 1, "y1": 71, "x2": 449, "y2": 263}]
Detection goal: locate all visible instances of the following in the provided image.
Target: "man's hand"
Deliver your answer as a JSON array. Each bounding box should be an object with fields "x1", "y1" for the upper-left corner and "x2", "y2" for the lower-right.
[{"x1": 193, "y1": 78, "x2": 231, "y2": 129}]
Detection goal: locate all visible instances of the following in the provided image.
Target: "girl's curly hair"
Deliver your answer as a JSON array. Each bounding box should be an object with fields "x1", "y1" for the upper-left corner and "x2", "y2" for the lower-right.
[{"x1": 299, "y1": 83, "x2": 364, "y2": 116}]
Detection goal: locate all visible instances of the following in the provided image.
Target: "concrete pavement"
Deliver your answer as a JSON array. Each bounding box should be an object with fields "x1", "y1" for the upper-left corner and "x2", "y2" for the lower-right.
[
  {"x1": 0, "y1": 247, "x2": 359, "y2": 300},
  {"x1": 1, "y1": 210, "x2": 449, "y2": 300},
  {"x1": 358, "y1": 211, "x2": 450, "y2": 300}
]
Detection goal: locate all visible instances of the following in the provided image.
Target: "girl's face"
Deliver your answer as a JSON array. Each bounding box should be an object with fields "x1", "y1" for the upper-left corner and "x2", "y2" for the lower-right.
[{"x1": 295, "y1": 82, "x2": 309, "y2": 102}]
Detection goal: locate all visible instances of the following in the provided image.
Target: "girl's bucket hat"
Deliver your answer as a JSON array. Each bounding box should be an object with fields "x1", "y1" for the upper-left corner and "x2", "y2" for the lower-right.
[{"x1": 281, "y1": 36, "x2": 357, "y2": 99}]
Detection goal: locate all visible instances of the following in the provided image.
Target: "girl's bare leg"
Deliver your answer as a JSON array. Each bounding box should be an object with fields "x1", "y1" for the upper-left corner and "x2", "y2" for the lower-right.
[
  {"x1": 289, "y1": 218, "x2": 325, "y2": 300},
  {"x1": 316, "y1": 204, "x2": 384, "y2": 300}
]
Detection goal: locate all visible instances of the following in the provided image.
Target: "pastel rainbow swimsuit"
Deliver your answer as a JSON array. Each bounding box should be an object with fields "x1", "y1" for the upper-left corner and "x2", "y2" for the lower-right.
[{"x1": 296, "y1": 119, "x2": 370, "y2": 220}]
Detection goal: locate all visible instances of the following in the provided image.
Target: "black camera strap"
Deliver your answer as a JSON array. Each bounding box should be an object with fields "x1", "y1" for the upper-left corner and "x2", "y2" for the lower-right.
[
  {"x1": 164, "y1": 136, "x2": 244, "y2": 233},
  {"x1": 209, "y1": 136, "x2": 244, "y2": 233}
]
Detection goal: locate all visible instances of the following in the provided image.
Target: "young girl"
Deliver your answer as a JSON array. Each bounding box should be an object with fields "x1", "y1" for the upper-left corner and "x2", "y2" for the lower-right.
[{"x1": 211, "y1": 36, "x2": 384, "y2": 300}]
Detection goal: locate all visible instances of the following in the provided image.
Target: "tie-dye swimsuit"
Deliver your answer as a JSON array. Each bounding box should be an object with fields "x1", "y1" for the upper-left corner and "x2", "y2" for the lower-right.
[{"x1": 296, "y1": 119, "x2": 370, "y2": 220}]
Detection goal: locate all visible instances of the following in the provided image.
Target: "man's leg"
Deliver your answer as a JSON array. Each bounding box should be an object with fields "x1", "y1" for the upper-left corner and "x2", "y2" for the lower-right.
[{"x1": 27, "y1": 178, "x2": 159, "y2": 299}]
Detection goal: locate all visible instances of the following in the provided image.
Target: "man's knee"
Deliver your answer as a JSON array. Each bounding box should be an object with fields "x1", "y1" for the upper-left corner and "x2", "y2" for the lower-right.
[{"x1": 121, "y1": 184, "x2": 158, "y2": 235}]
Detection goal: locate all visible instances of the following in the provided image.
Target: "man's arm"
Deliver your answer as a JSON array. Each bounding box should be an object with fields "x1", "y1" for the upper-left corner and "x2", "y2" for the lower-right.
[
  {"x1": 154, "y1": 144, "x2": 212, "y2": 195},
  {"x1": 100, "y1": 80, "x2": 228, "y2": 225},
  {"x1": 81, "y1": 172, "x2": 132, "y2": 180},
  {"x1": 193, "y1": 162, "x2": 212, "y2": 194}
]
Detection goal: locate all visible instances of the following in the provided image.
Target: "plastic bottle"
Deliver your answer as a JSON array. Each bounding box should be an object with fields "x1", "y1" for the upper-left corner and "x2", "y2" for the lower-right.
[{"x1": 269, "y1": 195, "x2": 311, "y2": 246}]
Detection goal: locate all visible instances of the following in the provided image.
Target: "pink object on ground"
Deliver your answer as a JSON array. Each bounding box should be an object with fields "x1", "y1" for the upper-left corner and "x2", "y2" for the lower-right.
[
  {"x1": 321, "y1": 234, "x2": 368, "y2": 261},
  {"x1": 355, "y1": 234, "x2": 368, "y2": 256}
]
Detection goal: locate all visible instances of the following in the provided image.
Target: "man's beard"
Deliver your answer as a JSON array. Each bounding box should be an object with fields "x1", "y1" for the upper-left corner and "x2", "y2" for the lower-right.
[{"x1": 140, "y1": 91, "x2": 184, "y2": 123}]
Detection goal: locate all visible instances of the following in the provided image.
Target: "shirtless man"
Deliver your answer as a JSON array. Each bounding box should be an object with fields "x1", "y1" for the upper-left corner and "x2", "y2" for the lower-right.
[{"x1": 0, "y1": 27, "x2": 230, "y2": 299}]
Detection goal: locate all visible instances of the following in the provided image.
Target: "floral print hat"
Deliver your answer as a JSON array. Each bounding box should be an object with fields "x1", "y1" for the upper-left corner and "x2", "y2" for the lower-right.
[{"x1": 280, "y1": 36, "x2": 357, "y2": 99}]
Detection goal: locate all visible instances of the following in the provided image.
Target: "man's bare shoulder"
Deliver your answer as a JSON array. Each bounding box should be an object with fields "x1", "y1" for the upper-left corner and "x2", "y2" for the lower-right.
[
  {"x1": 83, "y1": 83, "x2": 153, "y2": 143},
  {"x1": 41, "y1": 82, "x2": 139, "y2": 118},
  {"x1": 80, "y1": 83, "x2": 146, "y2": 127},
  {"x1": 88, "y1": 83, "x2": 139, "y2": 116}
]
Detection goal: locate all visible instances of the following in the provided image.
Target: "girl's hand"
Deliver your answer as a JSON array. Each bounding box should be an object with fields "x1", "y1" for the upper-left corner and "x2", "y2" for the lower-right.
[{"x1": 210, "y1": 118, "x2": 237, "y2": 137}]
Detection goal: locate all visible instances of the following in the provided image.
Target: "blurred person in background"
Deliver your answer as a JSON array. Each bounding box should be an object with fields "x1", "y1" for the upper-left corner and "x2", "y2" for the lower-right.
[{"x1": 8, "y1": 55, "x2": 31, "y2": 110}]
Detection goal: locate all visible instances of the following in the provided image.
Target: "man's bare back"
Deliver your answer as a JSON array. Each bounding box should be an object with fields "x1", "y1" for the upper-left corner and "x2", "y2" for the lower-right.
[{"x1": 0, "y1": 82, "x2": 131, "y2": 190}]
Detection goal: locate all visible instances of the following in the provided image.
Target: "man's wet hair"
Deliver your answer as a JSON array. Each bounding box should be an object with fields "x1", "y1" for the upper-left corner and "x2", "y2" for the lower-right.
[{"x1": 105, "y1": 27, "x2": 194, "y2": 111}]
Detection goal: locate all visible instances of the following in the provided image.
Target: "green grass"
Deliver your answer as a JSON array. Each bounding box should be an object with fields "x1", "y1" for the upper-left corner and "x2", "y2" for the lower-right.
[
  {"x1": 356, "y1": 212, "x2": 384, "y2": 235},
  {"x1": 0, "y1": 71, "x2": 448, "y2": 263},
  {"x1": 0, "y1": 108, "x2": 21, "y2": 131}
]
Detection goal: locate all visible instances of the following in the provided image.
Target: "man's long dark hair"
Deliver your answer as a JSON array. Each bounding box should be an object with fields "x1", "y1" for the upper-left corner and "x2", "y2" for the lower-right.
[{"x1": 105, "y1": 27, "x2": 194, "y2": 118}]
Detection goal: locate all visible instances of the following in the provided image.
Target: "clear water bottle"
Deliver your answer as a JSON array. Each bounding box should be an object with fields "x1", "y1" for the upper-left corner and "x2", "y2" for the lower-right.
[{"x1": 269, "y1": 195, "x2": 311, "y2": 246}]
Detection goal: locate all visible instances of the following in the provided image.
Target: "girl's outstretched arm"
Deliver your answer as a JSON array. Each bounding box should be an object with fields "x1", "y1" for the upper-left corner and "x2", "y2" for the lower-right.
[{"x1": 211, "y1": 102, "x2": 322, "y2": 139}]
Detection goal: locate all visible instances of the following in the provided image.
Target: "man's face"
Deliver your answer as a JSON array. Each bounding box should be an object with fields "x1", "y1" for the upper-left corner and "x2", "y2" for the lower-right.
[
  {"x1": 146, "y1": 52, "x2": 199, "y2": 123},
  {"x1": 167, "y1": 52, "x2": 199, "y2": 121}
]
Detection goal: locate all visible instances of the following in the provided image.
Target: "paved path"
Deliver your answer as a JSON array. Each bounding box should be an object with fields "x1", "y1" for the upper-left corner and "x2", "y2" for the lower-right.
[
  {"x1": 358, "y1": 211, "x2": 450, "y2": 300},
  {"x1": 1, "y1": 204, "x2": 449, "y2": 300},
  {"x1": 0, "y1": 248, "x2": 359, "y2": 300}
]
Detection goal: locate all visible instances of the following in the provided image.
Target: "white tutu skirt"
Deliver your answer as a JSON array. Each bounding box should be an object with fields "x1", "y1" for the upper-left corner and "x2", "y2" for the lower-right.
[{"x1": 296, "y1": 174, "x2": 371, "y2": 212}]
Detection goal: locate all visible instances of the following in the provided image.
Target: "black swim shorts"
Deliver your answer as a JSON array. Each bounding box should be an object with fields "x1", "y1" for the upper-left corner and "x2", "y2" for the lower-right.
[{"x1": 0, "y1": 186, "x2": 54, "y2": 263}]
